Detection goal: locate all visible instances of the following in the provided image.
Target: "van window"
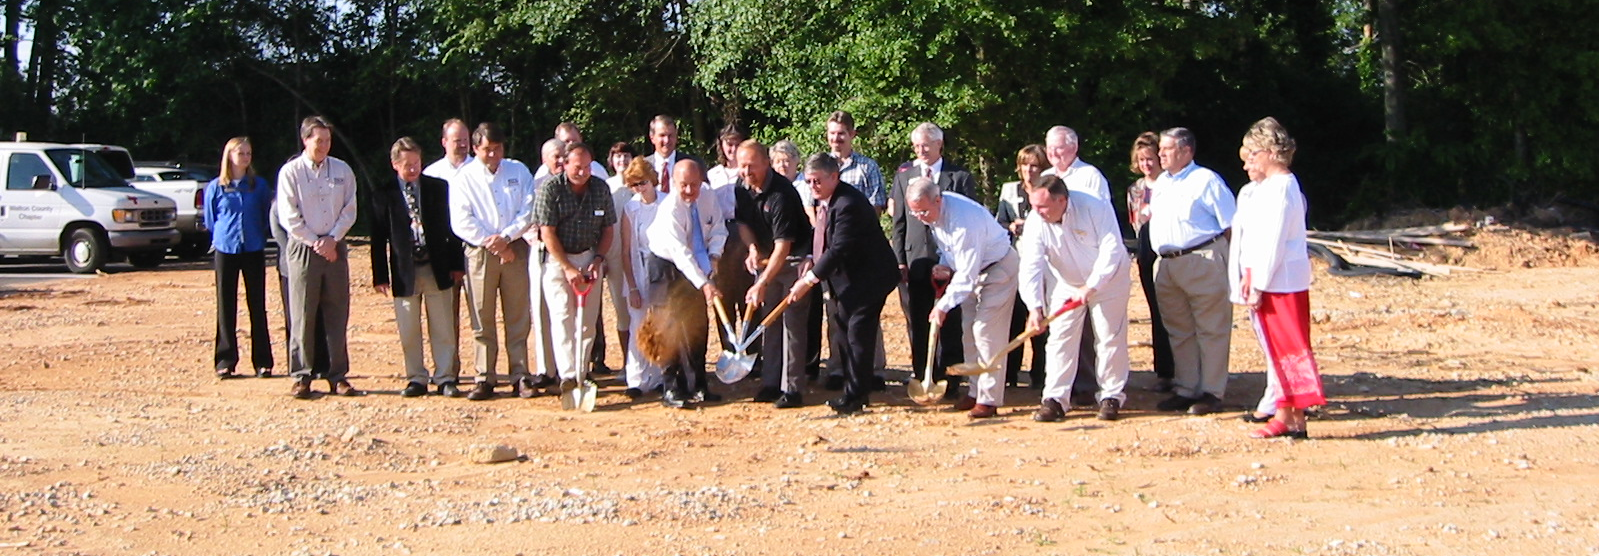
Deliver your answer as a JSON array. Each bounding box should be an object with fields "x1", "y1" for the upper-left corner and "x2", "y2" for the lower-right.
[
  {"x1": 44, "y1": 149, "x2": 127, "y2": 188},
  {"x1": 7, "y1": 153, "x2": 52, "y2": 190}
]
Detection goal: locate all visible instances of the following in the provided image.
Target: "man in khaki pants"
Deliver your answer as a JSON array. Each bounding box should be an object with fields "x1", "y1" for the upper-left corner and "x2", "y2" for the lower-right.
[
  {"x1": 532, "y1": 142, "x2": 617, "y2": 395},
  {"x1": 1148, "y1": 127, "x2": 1236, "y2": 415},
  {"x1": 902, "y1": 177, "x2": 1018, "y2": 419}
]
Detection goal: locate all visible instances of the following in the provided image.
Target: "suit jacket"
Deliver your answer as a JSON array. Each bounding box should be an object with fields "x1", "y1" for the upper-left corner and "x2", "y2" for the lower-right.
[
  {"x1": 890, "y1": 159, "x2": 978, "y2": 281},
  {"x1": 811, "y1": 181, "x2": 898, "y2": 304},
  {"x1": 370, "y1": 174, "x2": 466, "y2": 298}
]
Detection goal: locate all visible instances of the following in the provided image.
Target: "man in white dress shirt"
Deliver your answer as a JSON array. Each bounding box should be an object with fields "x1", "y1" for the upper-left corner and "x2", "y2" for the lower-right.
[
  {"x1": 1148, "y1": 127, "x2": 1236, "y2": 415},
  {"x1": 646, "y1": 158, "x2": 728, "y2": 408},
  {"x1": 448, "y1": 122, "x2": 538, "y2": 401},
  {"x1": 423, "y1": 118, "x2": 473, "y2": 182},
  {"x1": 1042, "y1": 125, "x2": 1112, "y2": 405},
  {"x1": 1018, "y1": 174, "x2": 1133, "y2": 422},
  {"x1": 278, "y1": 116, "x2": 361, "y2": 399},
  {"x1": 902, "y1": 177, "x2": 1018, "y2": 418}
]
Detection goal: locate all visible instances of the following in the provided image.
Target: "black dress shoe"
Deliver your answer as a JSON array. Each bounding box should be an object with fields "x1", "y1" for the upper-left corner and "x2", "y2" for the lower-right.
[
  {"x1": 1240, "y1": 411, "x2": 1274, "y2": 423},
  {"x1": 1033, "y1": 398, "x2": 1065, "y2": 422},
  {"x1": 827, "y1": 395, "x2": 865, "y2": 415},
  {"x1": 517, "y1": 377, "x2": 539, "y2": 399},
  {"x1": 823, "y1": 374, "x2": 845, "y2": 391},
  {"x1": 401, "y1": 382, "x2": 428, "y2": 398},
  {"x1": 868, "y1": 374, "x2": 887, "y2": 392},
  {"x1": 589, "y1": 362, "x2": 614, "y2": 377},
  {"x1": 624, "y1": 387, "x2": 645, "y2": 400},
  {"x1": 255, "y1": 368, "x2": 273, "y2": 378},
  {"x1": 1187, "y1": 393, "x2": 1222, "y2": 415},
  {"x1": 1096, "y1": 399, "x2": 1121, "y2": 421},
  {"x1": 466, "y1": 383, "x2": 496, "y2": 401},
  {"x1": 752, "y1": 387, "x2": 783, "y2": 403},
  {"x1": 530, "y1": 374, "x2": 557, "y2": 390},
  {"x1": 693, "y1": 388, "x2": 723, "y2": 403},
  {"x1": 661, "y1": 388, "x2": 691, "y2": 409},
  {"x1": 438, "y1": 382, "x2": 462, "y2": 398},
  {"x1": 1155, "y1": 394, "x2": 1198, "y2": 412},
  {"x1": 774, "y1": 391, "x2": 804, "y2": 409}
]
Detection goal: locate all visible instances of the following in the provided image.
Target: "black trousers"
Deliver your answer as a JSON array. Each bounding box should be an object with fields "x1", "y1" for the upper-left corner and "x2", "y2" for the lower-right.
[
  {"x1": 830, "y1": 291, "x2": 889, "y2": 401},
  {"x1": 1136, "y1": 223, "x2": 1175, "y2": 379},
  {"x1": 215, "y1": 250, "x2": 273, "y2": 371},
  {"x1": 900, "y1": 275, "x2": 965, "y2": 382},
  {"x1": 1004, "y1": 294, "x2": 1047, "y2": 386},
  {"x1": 804, "y1": 288, "x2": 824, "y2": 377},
  {"x1": 646, "y1": 255, "x2": 711, "y2": 393}
]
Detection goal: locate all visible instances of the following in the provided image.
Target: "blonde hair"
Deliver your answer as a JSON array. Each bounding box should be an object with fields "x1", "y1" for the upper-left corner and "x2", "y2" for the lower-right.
[
  {"x1": 1128, "y1": 131, "x2": 1159, "y2": 174},
  {"x1": 218, "y1": 136, "x2": 254, "y2": 184},
  {"x1": 1243, "y1": 117, "x2": 1296, "y2": 166}
]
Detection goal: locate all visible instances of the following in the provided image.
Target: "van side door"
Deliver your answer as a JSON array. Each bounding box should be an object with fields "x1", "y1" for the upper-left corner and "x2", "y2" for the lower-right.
[{"x1": 0, "y1": 152, "x2": 64, "y2": 252}]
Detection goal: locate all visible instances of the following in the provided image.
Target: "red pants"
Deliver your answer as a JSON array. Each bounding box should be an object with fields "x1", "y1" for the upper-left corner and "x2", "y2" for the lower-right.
[{"x1": 1256, "y1": 290, "x2": 1325, "y2": 409}]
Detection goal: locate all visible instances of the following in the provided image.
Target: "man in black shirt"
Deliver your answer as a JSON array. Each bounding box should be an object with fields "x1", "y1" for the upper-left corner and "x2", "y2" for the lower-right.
[{"x1": 736, "y1": 140, "x2": 813, "y2": 408}]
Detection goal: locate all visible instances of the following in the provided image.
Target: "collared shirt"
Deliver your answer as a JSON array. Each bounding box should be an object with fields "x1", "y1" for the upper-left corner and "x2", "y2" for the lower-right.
[
  {"x1": 531, "y1": 172, "x2": 617, "y2": 254},
  {"x1": 1229, "y1": 173, "x2": 1311, "y2": 300},
  {"x1": 1017, "y1": 191, "x2": 1129, "y2": 311},
  {"x1": 1042, "y1": 158, "x2": 1112, "y2": 202},
  {"x1": 913, "y1": 158, "x2": 945, "y2": 185},
  {"x1": 836, "y1": 151, "x2": 887, "y2": 208},
  {"x1": 649, "y1": 151, "x2": 684, "y2": 191},
  {"x1": 276, "y1": 155, "x2": 358, "y2": 246},
  {"x1": 423, "y1": 155, "x2": 474, "y2": 182},
  {"x1": 647, "y1": 190, "x2": 728, "y2": 288},
  {"x1": 1148, "y1": 161, "x2": 1236, "y2": 254},
  {"x1": 705, "y1": 164, "x2": 741, "y2": 218},
  {"x1": 745, "y1": 170, "x2": 812, "y2": 258},
  {"x1": 927, "y1": 192, "x2": 1013, "y2": 314},
  {"x1": 623, "y1": 194, "x2": 661, "y2": 288},
  {"x1": 1127, "y1": 176, "x2": 1155, "y2": 230},
  {"x1": 533, "y1": 160, "x2": 610, "y2": 183},
  {"x1": 448, "y1": 158, "x2": 535, "y2": 247},
  {"x1": 204, "y1": 176, "x2": 272, "y2": 254}
]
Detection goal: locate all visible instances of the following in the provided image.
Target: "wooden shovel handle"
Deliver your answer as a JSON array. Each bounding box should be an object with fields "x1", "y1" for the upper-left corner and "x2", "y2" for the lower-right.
[
  {"x1": 987, "y1": 298, "x2": 1084, "y2": 366},
  {"x1": 713, "y1": 296, "x2": 734, "y2": 329},
  {"x1": 756, "y1": 297, "x2": 793, "y2": 328},
  {"x1": 741, "y1": 297, "x2": 759, "y2": 327}
]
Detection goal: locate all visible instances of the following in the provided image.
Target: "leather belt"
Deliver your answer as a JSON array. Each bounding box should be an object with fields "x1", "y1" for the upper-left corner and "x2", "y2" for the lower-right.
[{"x1": 1159, "y1": 234, "x2": 1222, "y2": 259}]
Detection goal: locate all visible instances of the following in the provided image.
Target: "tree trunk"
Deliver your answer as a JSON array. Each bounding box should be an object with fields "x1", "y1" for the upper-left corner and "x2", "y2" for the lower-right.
[
  {"x1": 3, "y1": 0, "x2": 20, "y2": 78},
  {"x1": 26, "y1": 0, "x2": 60, "y2": 131},
  {"x1": 1376, "y1": 0, "x2": 1406, "y2": 142}
]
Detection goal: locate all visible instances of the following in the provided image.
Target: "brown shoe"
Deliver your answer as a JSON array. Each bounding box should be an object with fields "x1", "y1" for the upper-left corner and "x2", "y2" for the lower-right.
[
  {"x1": 1033, "y1": 398, "x2": 1065, "y2": 422},
  {"x1": 952, "y1": 395, "x2": 977, "y2": 411},
  {"x1": 328, "y1": 380, "x2": 364, "y2": 397},
  {"x1": 1096, "y1": 398, "x2": 1121, "y2": 421},
  {"x1": 289, "y1": 378, "x2": 314, "y2": 399},
  {"x1": 968, "y1": 403, "x2": 998, "y2": 419}
]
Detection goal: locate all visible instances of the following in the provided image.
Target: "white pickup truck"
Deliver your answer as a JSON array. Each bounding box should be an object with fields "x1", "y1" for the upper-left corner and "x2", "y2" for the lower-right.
[{"x1": 0, "y1": 141, "x2": 179, "y2": 273}]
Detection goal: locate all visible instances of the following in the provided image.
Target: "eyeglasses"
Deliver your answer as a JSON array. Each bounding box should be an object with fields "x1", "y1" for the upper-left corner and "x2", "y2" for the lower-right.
[
  {"x1": 909, "y1": 209, "x2": 934, "y2": 218},
  {"x1": 628, "y1": 181, "x2": 653, "y2": 189}
]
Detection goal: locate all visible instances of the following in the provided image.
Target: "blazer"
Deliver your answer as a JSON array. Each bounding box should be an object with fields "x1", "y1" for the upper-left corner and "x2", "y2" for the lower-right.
[
  {"x1": 811, "y1": 181, "x2": 898, "y2": 304},
  {"x1": 370, "y1": 174, "x2": 466, "y2": 298},
  {"x1": 890, "y1": 160, "x2": 978, "y2": 281}
]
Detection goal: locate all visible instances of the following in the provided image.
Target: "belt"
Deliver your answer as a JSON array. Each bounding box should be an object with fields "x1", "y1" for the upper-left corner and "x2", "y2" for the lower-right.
[{"x1": 1159, "y1": 234, "x2": 1222, "y2": 259}]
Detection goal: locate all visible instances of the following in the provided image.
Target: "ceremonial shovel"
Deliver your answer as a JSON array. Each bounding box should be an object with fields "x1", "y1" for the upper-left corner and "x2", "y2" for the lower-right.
[
  {"x1": 712, "y1": 298, "x2": 753, "y2": 384},
  {"x1": 560, "y1": 269, "x2": 601, "y2": 412},
  {"x1": 715, "y1": 296, "x2": 797, "y2": 384},
  {"x1": 908, "y1": 278, "x2": 952, "y2": 404},
  {"x1": 946, "y1": 298, "x2": 1084, "y2": 377}
]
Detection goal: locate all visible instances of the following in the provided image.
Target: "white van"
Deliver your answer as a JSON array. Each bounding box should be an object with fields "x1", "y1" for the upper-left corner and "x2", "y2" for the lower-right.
[{"x1": 0, "y1": 141, "x2": 179, "y2": 273}]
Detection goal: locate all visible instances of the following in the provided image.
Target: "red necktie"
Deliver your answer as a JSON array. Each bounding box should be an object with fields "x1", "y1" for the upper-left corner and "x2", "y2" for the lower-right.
[
  {"x1": 923, "y1": 166, "x2": 932, "y2": 180},
  {"x1": 659, "y1": 159, "x2": 671, "y2": 193}
]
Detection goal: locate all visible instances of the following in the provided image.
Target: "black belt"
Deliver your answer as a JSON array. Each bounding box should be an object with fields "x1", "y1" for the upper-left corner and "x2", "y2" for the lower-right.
[{"x1": 1159, "y1": 234, "x2": 1222, "y2": 259}]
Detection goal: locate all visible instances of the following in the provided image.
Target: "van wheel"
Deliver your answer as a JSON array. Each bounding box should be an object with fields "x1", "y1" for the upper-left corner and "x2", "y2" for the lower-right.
[
  {"x1": 128, "y1": 252, "x2": 164, "y2": 269},
  {"x1": 64, "y1": 228, "x2": 109, "y2": 274}
]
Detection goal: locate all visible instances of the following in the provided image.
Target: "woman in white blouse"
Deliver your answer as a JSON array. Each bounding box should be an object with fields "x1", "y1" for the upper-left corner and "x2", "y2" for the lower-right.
[
  {"x1": 1229, "y1": 117, "x2": 1324, "y2": 439},
  {"x1": 618, "y1": 157, "x2": 665, "y2": 398}
]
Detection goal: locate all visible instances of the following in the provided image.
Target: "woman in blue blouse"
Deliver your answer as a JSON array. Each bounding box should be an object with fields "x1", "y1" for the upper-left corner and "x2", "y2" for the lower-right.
[{"x1": 204, "y1": 137, "x2": 275, "y2": 378}]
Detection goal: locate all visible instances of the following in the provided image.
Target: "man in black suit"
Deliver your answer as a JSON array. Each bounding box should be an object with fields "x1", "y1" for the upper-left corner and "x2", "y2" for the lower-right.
[
  {"x1": 645, "y1": 115, "x2": 707, "y2": 195},
  {"x1": 370, "y1": 137, "x2": 468, "y2": 397},
  {"x1": 889, "y1": 122, "x2": 975, "y2": 400},
  {"x1": 787, "y1": 154, "x2": 898, "y2": 415}
]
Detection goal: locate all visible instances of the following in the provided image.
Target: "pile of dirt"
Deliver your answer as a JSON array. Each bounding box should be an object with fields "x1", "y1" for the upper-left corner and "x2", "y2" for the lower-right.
[{"x1": 1446, "y1": 225, "x2": 1599, "y2": 270}]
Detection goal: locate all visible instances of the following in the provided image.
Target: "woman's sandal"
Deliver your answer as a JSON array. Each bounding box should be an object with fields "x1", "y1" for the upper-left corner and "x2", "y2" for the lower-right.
[{"x1": 1251, "y1": 419, "x2": 1308, "y2": 439}]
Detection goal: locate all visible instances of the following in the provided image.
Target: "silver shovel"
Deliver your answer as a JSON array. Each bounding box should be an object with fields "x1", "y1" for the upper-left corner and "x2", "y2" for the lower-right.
[{"x1": 561, "y1": 269, "x2": 601, "y2": 412}]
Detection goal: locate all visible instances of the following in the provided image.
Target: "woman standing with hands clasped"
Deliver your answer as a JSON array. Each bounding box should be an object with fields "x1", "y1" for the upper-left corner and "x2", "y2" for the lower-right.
[
  {"x1": 1229, "y1": 118, "x2": 1324, "y2": 439},
  {"x1": 204, "y1": 137, "x2": 275, "y2": 379}
]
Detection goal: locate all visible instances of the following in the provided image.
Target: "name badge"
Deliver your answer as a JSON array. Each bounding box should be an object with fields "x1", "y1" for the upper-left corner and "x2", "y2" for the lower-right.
[
  {"x1": 332, "y1": 177, "x2": 346, "y2": 184},
  {"x1": 593, "y1": 209, "x2": 605, "y2": 216},
  {"x1": 508, "y1": 179, "x2": 520, "y2": 185}
]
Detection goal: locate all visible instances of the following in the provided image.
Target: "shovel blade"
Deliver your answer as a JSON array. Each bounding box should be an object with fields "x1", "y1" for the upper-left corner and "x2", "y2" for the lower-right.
[
  {"x1": 577, "y1": 381, "x2": 598, "y2": 412},
  {"x1": 560, "y1": 388, "x2": 578, "y2": 411},
  {"x1": 927, "y1": 379, "x2": 949, "y2": 401},
  {"x1": 907, "y1": 379, "x2": 928, "y2": 400},
  {"x1": 714, "y1": 352, "x2": 754, "y2": 384},
  {"x1": 945, "y1": 363, "x2": 991, "y2": 377}
]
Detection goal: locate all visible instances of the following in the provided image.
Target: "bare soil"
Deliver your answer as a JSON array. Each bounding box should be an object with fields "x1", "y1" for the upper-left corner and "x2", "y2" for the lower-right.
[{"x1": 1, "y1": 229, "x2": 1597, "y2": 555}]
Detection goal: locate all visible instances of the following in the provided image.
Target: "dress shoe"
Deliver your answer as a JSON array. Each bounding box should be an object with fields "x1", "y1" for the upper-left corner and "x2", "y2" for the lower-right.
[
  {"x1": 517, "y1": 377, "x2": 539, "y2": 399},
  {"x1": 1033, "y1": 398, "x2": 1066, "y2": 422},
  {"x1": 823, "y1": 374, "x2": 845, "y2": 391},
  {"x1": 827, "y1": 395, "x2": 866, "y2": 415},
  {"x1": 589, "y1": 362, "x2": 614, "y2": 377},
  {"x1": 624, "y1": 387, "x2": 645, "y2": 400},
  {"x1": 289, "y1": 377, "x2": 314, "y2": 399},
  {"x1": 255, "y1": 368, "x2": 272, "y2": 378},
  {"x1": 774, "y1": 391, "x2": 804, "y2": 409},
  {"x1": 692, "y1": 387, "x2": 723, "y2": 403},
  {"x1": 952, "y1": 396, "x2": 977, "y2": 411},
  {"x1": 559, "y1": 378, "x2": 579, "y2": 396},
  {"x1": 1186, "y1": 393, "x2": 1222, "y2": 415},
  {"x1": 216, "y1": 368, "x2": 236, "y2": 379},
  {"x1": 530, "y1": 374, "x2": 557, "y2": 390},
  {"x1": 328, "y1": 380, "x2": 364, "y2": 397},
  {"x1": 466, "y1": 382, "x2": 497, "y2": 401},
  {"x1": 401, "y1": 382, "x2": 428, "y2": 398},
  {"x1": 968, "y1": 403, "x2": 998, "y2": 419},
  {"x1": 752, "y1": 387, "x2": 783, "y2": 403},
  {"x1": 1155, "y1": 394, "x2": 1198, "y2": 412},
  {"x1": 1096, "y1": 398, "x2": 1121, "y2": 421},
  {"x1": 661, "y1": 388, "x2": 691, "y2": 409},
  {"x1": 437, "y1": 382, "x2": 462, "y2": 398},
  {"x1": 868, "y1": 374, "x2": 887, "y2": 392}
]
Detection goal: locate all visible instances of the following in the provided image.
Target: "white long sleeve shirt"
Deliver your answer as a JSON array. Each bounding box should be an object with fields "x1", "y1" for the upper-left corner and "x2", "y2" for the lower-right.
[
  {"x1": 423, "y1": 155, "x2": 474, "y2": 182},
  {"x1": 927, "y1": 193, "x2": 1014, "y2": 314},
  {"x1": 448, "y1": 158, "x2": 535, "y2": 247},
  {"x1": 1041, "y1": 158, "x2": 1112, "y2": 202},
  {"x1": 646, "y1": 190, "x2": 728, "y2": 288},
  {"x1": 1148, "y1": 161, "x2": 1235, "y2": 254},
  {"x1": 1228, "y1": 173, "x2": 1312, "y2": 302},
  {"x1": 1017, "y1": 191, "x2": 1129, "y2": 311},
  {"x1": 276, "y1": 155, "x2": 358, "y2": 246}
]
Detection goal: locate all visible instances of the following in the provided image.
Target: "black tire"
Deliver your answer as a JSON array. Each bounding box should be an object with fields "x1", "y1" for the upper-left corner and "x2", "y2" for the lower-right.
[
  {"x1": 172, "y1": 234, "x2": 211, "y2": 260},
  {"x1": 128, "y1": 251, "x2": 165, "y2": 269},
  {"x1": 63, "y1": 227, "x2": 109, "y2": 274}
]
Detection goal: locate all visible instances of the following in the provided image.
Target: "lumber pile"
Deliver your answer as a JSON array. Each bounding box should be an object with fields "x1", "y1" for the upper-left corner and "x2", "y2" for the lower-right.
[{"x1": 1306, "y1": 223, "x2": 1487, "y2": 277}]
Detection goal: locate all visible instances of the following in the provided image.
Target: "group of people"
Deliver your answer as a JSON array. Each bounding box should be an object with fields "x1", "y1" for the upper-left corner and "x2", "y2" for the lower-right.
[{"x1": 203, "y1": 111, "x2": 1326, "y2": 438}]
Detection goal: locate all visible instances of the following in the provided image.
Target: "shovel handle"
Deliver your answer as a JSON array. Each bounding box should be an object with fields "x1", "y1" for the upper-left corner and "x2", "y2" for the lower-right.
[
  {"x1": 755, "y1": 296, "x2": 793, "y2": 328},
  {"x1": 986, "y1": 298, "x2": 1085, "y2": 367},
  {"x1": 740, "y1": 298, "x2": 758, "y2": 326},
  {"x1": 712, "y1": 296, "x2": 734, "y2": 330}
]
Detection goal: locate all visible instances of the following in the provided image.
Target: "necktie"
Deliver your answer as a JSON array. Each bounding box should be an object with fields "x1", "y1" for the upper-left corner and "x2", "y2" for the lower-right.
[
  {"x1": 659, "y1": 159, "x2": 672, "y2": 194},
  {"x1": 811, "y1": 201, "x2": 828, "y2": 262},
  {"x1": 689, "y1": 202, "x2": 711, "y2": 274},
  {"x1": 923, "y1": 166, "x2": 932, "y2": 179},
  {"x1": 402, "y1": 181, "x2": 429, "y2": 262}
]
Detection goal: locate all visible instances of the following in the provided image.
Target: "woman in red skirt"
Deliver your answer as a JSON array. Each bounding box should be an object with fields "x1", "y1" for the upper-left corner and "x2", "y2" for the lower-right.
[{"x1": 1230, "y1": 117, "x2": 1325, "y2": 439}]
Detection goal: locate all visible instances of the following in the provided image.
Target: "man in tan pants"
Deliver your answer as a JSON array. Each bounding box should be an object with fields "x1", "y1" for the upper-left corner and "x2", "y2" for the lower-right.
[{"x1": 532, "y1": 142, "x2": 617, "y2": 394}]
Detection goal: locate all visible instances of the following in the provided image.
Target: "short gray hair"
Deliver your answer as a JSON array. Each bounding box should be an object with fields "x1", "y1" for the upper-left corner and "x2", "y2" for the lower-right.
[
  {"x1": 771, "y1": 139, "x2": 802, "y2": 163},
  {"x1": 541, "y1": 138, "x2": 567, "y2": 157},
  {"x1": 804, "y1": 152, "x2": 839, "y2": 175},
  {"x1": 1161, "y1": 127, "x2": 1196, "y2": 151},
  {"x1": 911, "y1": 122, "x2": 943, "y2": 143},
  {"x1": 1046, "y1": 126, "x2": 1078, "y2": 148},
  {"x1": 904, "y1": 176, "x2": 940, "y2": 204}
]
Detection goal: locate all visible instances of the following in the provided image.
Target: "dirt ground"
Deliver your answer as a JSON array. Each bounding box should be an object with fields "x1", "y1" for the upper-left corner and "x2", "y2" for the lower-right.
[{"x1": 1, "y1": 226, "x2": 1597, "y2": 556}]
